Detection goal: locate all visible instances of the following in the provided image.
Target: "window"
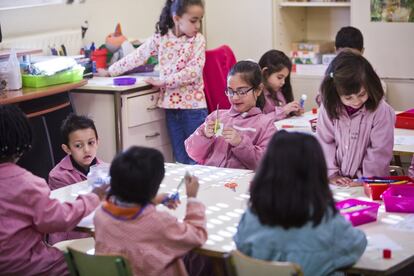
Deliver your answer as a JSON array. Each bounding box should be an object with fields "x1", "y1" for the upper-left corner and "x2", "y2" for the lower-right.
[{"x1": 0, "y1": 0, "x2": 64, "y2": 11}]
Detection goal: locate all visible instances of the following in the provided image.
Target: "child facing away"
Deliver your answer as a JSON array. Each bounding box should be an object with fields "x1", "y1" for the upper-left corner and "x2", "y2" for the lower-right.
[
  {"x1": 94, "y1": 146, "x2": 207, "y2": 276},
  {"x1": 259, "y1": 49, "x2": 303, "y2": 120},
  {"x1": 0, "y1": 104, "x2": 107, "y2": 275},
  {"x1": 317, "y1": 51, "x2": 395, "y2": 186},
  {"x1": 48, "y1": 113, "x2": 104, "y2": 190},
  {"x1": 98, "y1": 0, "x2": 208, "y2": 164},
  {"x1": 184, "y1": 60, "x2": 277, "y2": 170},
  {"x1": 234, "y1": 131, "x2": 367, "y2": 276}
]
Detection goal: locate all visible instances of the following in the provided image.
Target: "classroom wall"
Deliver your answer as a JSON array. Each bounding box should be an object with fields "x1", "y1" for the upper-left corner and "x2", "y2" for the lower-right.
[{"x1": 0, "y1": 0, "x2": 164, "y2": 47}]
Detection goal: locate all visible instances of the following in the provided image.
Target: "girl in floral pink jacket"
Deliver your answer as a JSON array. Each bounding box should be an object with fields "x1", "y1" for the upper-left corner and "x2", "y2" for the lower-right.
[
  {"x1": 185, "y1": 61, "x2": 277, "y2": 170},
  {"x1": 101, "y1": 0, "x2": 208, "y2": 165}
]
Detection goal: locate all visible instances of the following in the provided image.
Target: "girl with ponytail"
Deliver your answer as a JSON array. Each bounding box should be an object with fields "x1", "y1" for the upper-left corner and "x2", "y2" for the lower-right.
[{"x1": 101, "y1": 0, "x2": 207, "y2": 164}]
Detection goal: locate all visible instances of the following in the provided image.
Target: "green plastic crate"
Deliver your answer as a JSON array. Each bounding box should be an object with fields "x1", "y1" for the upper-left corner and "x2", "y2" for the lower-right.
[{"x1": 22, "y1": 67, "x2": 84, "y2": 88}]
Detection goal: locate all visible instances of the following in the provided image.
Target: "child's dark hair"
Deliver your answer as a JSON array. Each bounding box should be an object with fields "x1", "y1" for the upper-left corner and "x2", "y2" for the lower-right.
[
  {"x1": 335, "y1": 26, "x2": 364, "y2": 52},
  {"x1": 250, "y1": 131, "x2": 336, "y2": 229},
  {"x1": 320, "y1": 51, "x2": 384, "y2": 119},
  {"x1": 0, "y1": 104, "x2": 32, "y2": 163},
  {"x1": 61, "y1": 114, "x2": 98, "y2": 146},
  {"x1": 228, "y1": 60, "x2": 265, "y2": 110},
  {"x1": 259, "y1": 49, "x2": 294, "y2": 104},
  {"x1": 156, "y1": 0, "x2": 204, "y2": 36},
  {"x1": 109, "y1": 146, "x2": 165, "y2": 204}
]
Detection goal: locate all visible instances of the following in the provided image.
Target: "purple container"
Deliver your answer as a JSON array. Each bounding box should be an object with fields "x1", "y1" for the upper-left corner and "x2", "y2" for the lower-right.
[
  {"x1": 383, "y1": 186, "x2": 414, "y2": 213},
  {"x1": 336, "y1": 199, "x2": 381, "y2": 226},
  {"x1": 113, "y1": 77, "x2": 136, "y2": 86}
]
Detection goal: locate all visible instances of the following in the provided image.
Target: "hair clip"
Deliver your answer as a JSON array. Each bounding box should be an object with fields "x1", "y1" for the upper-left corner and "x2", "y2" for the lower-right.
[{"x1": 329, "y1": 72, "x2": 334, "y2": 78}]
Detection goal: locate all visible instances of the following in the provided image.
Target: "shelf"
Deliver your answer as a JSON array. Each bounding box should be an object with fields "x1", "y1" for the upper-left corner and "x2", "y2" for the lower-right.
[{"x1": 280, "y1": 2, "x2": 350, "y2": 8}]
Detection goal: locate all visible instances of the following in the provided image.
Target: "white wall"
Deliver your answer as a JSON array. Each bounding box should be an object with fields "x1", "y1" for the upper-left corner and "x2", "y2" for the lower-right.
[
  {"x1": 0, "y1": 0, "x2": 164, "y2": 46},
  {"x1": 204, "y1": 0, "x2": 273, "y2": 61}
]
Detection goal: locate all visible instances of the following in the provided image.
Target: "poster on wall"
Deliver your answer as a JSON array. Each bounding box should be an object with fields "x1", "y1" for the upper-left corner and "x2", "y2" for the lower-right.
[{"x1": 371, "y1": 0, "x2": 414, "y2": 22}]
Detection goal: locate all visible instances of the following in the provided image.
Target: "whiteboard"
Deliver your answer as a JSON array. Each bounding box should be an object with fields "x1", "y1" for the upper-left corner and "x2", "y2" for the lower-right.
[
  {"x1": 0, "y1": 0, "x2": 63, "y2": 11},
  {"x1": 351, "y1": 0, "x2": 414, "y2": 79}
]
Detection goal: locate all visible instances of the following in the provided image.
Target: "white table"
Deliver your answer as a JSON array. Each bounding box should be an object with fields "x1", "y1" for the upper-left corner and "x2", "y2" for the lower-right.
[
  {"x1": 275, "y1": 111, "x2": 414, "y2": 155},
  {"x1": 51, "y1": 163, "x2": 414, "y2": 275}
]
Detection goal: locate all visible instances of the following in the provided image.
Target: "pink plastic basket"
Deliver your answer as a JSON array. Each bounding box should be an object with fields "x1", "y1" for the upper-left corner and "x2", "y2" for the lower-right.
[
  {"x1": 336, "y1": 199, "x2": 381, "y2": 226},
  {"x1": 382, "y1": 186, "x2": 414, "y2": 213}
]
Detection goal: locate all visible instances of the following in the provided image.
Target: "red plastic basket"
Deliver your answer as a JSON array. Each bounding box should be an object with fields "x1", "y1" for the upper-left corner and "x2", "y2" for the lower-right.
[
  {"x1": 363, "y1": 176, "x2": 414, "y2": 200},
  {"x1": 396, "y1": 109, "x2": 414, "y2": 130}
]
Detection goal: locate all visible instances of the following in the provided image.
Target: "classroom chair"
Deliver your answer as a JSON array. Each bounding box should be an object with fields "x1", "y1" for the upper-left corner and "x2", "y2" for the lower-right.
[
  {"x1": 226, "y1": 250, "x2": 303, "y2": 276},
  {"x1": 64, "y1": 246, "x2": 133, "y2": 276},
  {"x1": 203, "y1": 45, "x2": 236, "y2": 113}
]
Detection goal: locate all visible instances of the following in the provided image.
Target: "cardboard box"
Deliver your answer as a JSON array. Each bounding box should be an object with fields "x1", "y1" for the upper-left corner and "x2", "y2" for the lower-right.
[{"x1": 292, "y1": 41, "x2": 334, "y2": 54}]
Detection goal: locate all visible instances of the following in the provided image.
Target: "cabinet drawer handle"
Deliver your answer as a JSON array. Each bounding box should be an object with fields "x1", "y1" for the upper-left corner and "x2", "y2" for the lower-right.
[
  {"x1": 147, "y1": 105, "x2": 159, "y2": 111},
  {"x1": 145, "y1": 132, "x2": 161, "y2": 139}
]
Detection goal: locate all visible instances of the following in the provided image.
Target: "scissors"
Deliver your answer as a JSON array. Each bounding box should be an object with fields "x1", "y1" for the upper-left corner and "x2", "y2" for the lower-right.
[{"x1": 162, "y1": 171, "x2": 191, "y2": 204}]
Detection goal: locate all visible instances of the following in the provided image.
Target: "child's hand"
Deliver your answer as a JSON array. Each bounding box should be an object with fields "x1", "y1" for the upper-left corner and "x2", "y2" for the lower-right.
[
  {"x1": 330, "y1": 176, "x2": 353, "y2": 186},
  {"x1": 203, "y1": 120, "x2": 216, "y2": 138},
  {"x1": 154, "y1": 193, "x2": 180, "y2": 209},
  {"x1": 91, "y1": 183, "x2": 110, "y2": 200},
  {"x1": 186, "y1": 175, "x2": 199, "y2": 198},
  {"x1": 145, "y1": 77, "x2": 166, "y2": 88},
  {"x1": 222, "y1": 127, "x2": 242, "y2": 146},
  {"x1": 293, "y1": 108, "x2": 305, "y2": 116},
  {"x1": 283, "y1": 101, "x2": 301, "y2": 115},
  {"x1": 95, "y1": 68, "x2": 110, "y2": 77}
]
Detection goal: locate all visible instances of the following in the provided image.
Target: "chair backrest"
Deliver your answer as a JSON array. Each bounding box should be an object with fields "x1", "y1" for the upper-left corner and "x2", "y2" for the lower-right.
[
  {"x1": 229, "y1": 250, "x2": 303, "y2": 276},
  {"x1": 203, "y1": 45, "x2": 236, "y2": 113},
  {"x1": 64, "y1": 247, "x2": 133, "y2": 276}
]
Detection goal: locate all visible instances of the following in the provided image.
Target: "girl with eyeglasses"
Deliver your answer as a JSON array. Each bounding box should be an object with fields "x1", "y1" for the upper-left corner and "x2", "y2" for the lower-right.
[
  {"x1": 185, "y1": 60, "x2": 277, "y2": 170},
  {"x1": 259, "y1": 49, "x2": 304, "y2": 120}
]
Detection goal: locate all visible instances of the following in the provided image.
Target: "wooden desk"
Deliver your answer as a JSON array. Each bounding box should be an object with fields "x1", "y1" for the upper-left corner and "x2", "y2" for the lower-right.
[
  {"x1": 0, "y1": 80, "x2": 87, "y2": 179},
  {"x1": 70, "y1": 75, "x2": 172, "y2": 162},
  {"x1": 275, "y1": 111, "x2": 414, "y2": 155},
  {"x1": 50, "y1": 163, "x2": 414, "y2": 275}
]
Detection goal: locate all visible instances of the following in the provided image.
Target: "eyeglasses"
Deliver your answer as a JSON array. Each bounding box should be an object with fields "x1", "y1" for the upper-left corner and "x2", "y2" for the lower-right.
[{"x1": 225, "y1": 87, "x2": 254, "y2": 97}]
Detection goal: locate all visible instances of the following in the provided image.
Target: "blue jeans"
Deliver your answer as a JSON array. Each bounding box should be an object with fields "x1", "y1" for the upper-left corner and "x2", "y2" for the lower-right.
[{"x1": 165, "y1": 108, "x2": 208, "y2": 164}]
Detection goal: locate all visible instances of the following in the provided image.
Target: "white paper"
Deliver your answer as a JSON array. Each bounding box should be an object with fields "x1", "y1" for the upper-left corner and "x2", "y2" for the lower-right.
[
  {"x1": 365, "y1": 234, "x2": 403, "y2": 251},
  {"x1": 394, "y1": 135, "x2": 414, "y2": 146},
  {"x1": 391, "y1": 214, "x2": 414, "y2": 232}
]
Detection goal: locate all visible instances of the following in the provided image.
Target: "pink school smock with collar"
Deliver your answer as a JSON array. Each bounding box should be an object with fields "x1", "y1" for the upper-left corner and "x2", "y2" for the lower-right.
[
  {"x1": 94, "y1": 199, "x2": 207, "y2": 276},
  {"x1": 108, "y1": 30, "x2": 207, "y2": 110},
  {"x1": 0, "y1": 162, "x2": 100, "y2": 275},
  {"x1": 262, "y1": 89, "x2": 288, "y2": 121},
  {"x1": 185, "y1": 107, "x2": 277, "y2": 170},
  {"x1": 316, "y1": 100, "x2": 395, "y2": 178},
  {"x1": 48, "y1": 155, "x2": 103, "y2": 190}
]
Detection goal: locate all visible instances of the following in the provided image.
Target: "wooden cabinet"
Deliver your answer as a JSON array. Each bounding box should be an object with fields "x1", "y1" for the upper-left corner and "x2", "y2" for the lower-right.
[
  {"x1": 70, "y1": 78, "x2": 173, "y2": 163},
  {"x1": 273, "y1": 0, "x2": 351, "y2": 54}
]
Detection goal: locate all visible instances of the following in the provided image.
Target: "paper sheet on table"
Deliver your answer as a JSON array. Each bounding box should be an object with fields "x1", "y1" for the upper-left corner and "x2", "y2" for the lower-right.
[
  {"x1": 394, "y1": 135, "x2": 414, "y2": 146},
  {"x1": 78, "y1": 210, "x2": 95, "y2": 228},
  {"x1": 365, "y1": 234, "x2": 403, "y2": 251},
  {"x1": 275, "y1": 114, "x2": 317, "y2": 128},
  {"x1": 391, "y1": 214, "x2": 414, "y2": 232}
]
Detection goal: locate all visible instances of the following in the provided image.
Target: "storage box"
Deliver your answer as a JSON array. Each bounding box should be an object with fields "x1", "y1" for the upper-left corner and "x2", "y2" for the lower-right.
[
  {"x1": 336, "y1": 198, "x2": 381, "y2": 226},
  {"x1": 291, "y1": 41, "x2": 334, "y2": 54},
  {"x1": 22, "y1": 67, "x2": 84, "y2": 88},
  {"x1": 382, "y1": 186, "x2": 414, "y2": 213},
  {"x1": 363, "y1": 176, "x2": 414, "y2": 200},
  {"x1": 395, "y1": 109, "x2": 414, "y2": 130}
]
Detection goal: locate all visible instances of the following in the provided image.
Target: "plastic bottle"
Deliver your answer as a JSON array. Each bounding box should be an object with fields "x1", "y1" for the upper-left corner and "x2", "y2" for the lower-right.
[
  {"x1": 87, "y1": 164, "x2": 110, "y2": 188},
  {"x1": 7, "y1": 48, "x2": 22, "y2": 90}
]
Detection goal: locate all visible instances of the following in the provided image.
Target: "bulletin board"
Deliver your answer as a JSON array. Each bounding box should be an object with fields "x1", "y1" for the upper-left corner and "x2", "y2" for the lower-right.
[{"x1": 351, "y1": 0, "x2": 414, "y2": 79}]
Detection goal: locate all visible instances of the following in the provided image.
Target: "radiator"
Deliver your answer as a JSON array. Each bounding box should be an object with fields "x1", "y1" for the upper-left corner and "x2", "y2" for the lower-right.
[{"x1": 2, "y1": 28, "x2": 83, "y2": 56}]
